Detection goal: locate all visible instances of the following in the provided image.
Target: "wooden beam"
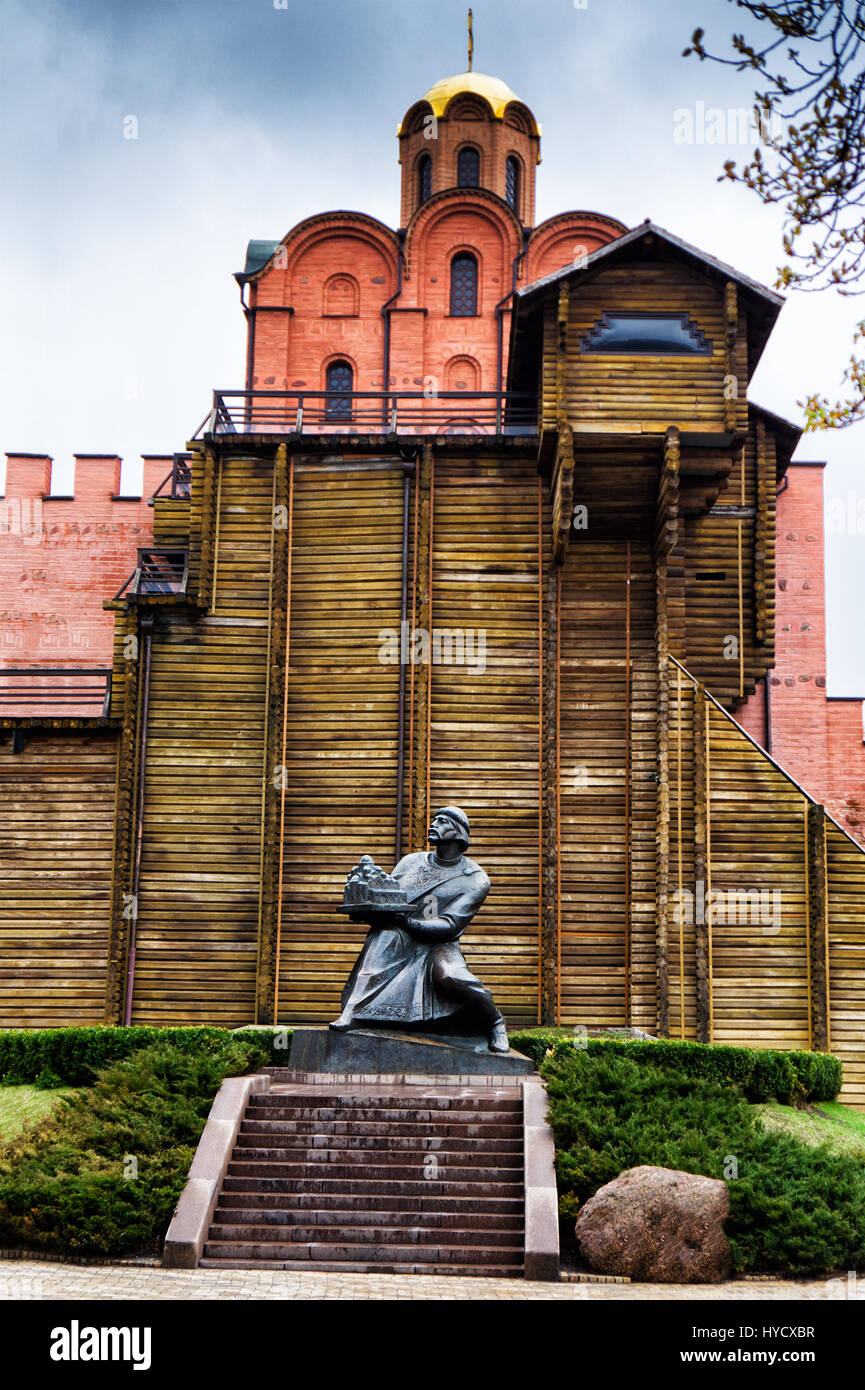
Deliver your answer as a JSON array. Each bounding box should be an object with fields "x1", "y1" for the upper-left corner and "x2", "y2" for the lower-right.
[
  {"x1": 256, "y1": 445, "x2": 290, "y2": 1025},
  {"x1": 104, "y1": 609, "x2": 140, "y2": 1022},
  {"x1": 655, "y1": 572, "x2": 670, "y2": 1037},
  {"x1": 693, "y1": 683, "x2": 710, "y2": 1043},
  {"x1": 723, "y1": 280, "x2": 739, "y2": 434},
  {"x1": 754, "y1": 418, "x2": 770, "y2": 645},
  {"x1": 806, "y1": 801, "x2": 831, "y2": 1052},
  {"x1": 197, "y1": 446, "x2": 219, "y2": 610},
  {"x1": 411, "y1": 445, "x2": 433, "y2": 852},
  {"x1": 556, "y1": 281, "x2": 569, "y2": 424},
  {"x1": 551, "y1": 422, "x2": 575, "y2": 565},
  {"x1": 541, "y1": 562, "x2": 561, "y2": 1025}
]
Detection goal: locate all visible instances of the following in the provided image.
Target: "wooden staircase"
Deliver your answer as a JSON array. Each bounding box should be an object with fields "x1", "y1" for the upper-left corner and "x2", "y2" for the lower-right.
[{"x1": 198, "y1": 1078, "x2": 526, "y2": 1276}]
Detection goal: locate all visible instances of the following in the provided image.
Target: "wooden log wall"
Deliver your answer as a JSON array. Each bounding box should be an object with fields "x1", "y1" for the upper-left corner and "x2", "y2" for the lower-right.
[
  {"x1": 664, "y1": 659, "x2": 865, "y2": 1104},
  {"x1": 683, "y1": 414, "x2": 776, "y2": 709},
  {"x1": 127, "y1": 452, "x2": 275, "y2": 1024},
  {"x1": 543, "y1": 257, "x2": 729, "y2": 434},
  {"x1": 275, "y1": 456, "x2": 405, "y2": 1023},
  {"x1": 0, "y1": 734, "x2": 116, "y2": 1025},
  {"x1": 428, "y1": 454, "x2": 543, "y2": 1027},
  {"x1": 825, "y1": 822, "x2": 865, "y2": 1107},
  {"x1": 556, "y1": 537, "x2": 657, "y2": 1027}
]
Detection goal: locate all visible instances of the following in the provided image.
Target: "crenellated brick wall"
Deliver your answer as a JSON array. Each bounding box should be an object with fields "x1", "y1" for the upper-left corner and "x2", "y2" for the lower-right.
[{"x1": 0, "y1": 453, "x2": 164, "y2": 715}]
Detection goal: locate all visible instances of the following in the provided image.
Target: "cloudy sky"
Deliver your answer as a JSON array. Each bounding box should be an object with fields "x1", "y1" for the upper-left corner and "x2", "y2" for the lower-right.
[{"x1": 1, "y1": 0, "x2": 863, "y2": 692}]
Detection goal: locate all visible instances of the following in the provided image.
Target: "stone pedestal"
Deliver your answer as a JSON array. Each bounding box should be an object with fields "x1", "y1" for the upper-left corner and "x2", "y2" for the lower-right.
[{"x1": 288, "y1": 1026, "x2": 535, "y2": 1077}]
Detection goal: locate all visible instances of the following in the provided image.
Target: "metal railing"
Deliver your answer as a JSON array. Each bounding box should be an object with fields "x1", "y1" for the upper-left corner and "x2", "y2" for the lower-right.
[
  {"x1": 0, "y1": 667, "x2": 113, "y2": 716},
  {"x1": 151, "y1": 454, "x2": 192, "y2": 501},
  {"x1": 113, "y1": 549, "x2": 189, "y2": 600},
  {"x1": 195, "y1": 389, "x2": 539, "y2": 438}
]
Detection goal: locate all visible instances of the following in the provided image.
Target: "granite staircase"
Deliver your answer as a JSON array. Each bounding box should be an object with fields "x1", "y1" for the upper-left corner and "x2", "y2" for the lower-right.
[{"x1": 198, "y1": 1079, "x2": 526, "y2": 1276}]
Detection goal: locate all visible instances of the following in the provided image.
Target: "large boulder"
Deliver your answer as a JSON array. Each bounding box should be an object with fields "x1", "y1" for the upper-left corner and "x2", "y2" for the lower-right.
[{"x1": 574, "y1": 1165, "x2": 733, "y2": 1283}]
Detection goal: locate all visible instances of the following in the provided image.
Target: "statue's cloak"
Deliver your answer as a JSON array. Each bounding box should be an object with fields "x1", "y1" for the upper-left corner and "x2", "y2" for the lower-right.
[{"x1": 339, "y1": 850, "x2": 490, "y2": 1025}]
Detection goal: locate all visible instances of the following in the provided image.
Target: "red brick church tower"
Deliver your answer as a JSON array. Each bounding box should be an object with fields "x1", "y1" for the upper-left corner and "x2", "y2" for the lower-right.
[{"x1": 237, "y1": 68, "x2": 624, "y2": 415}]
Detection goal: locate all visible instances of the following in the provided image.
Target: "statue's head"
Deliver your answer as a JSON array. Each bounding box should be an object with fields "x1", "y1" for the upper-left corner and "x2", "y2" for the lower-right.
[{"x1": 428, "y1": 806, "x2": 470, "y2": 851}]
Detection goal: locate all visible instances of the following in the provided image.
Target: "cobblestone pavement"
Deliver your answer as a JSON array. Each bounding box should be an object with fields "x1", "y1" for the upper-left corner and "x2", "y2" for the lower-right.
[{"x1": 0, "y1": 1259, "x2": 855, "y2": 1300}]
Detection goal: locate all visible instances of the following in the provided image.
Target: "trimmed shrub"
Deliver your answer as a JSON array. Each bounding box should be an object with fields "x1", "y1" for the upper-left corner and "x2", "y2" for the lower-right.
[
  {"x1": 0, "y1": 1035, "x2": 269, "y2": 1256},
  {"x1": 0, "y1": 1026, "x2": 293, "y2": 1088},
  {"x1": 507, "y1": 1030, "x2": 842, "y2": 1104},
  {"x1": 542, "y1": 1046, "x2": 865, "y2": 1277}
]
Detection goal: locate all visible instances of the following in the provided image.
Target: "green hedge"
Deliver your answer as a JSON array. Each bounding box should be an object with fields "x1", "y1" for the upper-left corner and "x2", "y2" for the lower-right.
[
  {"x1": 508, "y1": 1031, "x2": 841, "y2": 1104},
  {"x1": 0, "y1": 1026, "x2": 294, "y2": 1088},
  {"x1": 542, "y1": 1046, "x2": 865, "y2": 1276},
  {"x1": 0, "y1": 1036, "x2": 270, "y2": 1256}
]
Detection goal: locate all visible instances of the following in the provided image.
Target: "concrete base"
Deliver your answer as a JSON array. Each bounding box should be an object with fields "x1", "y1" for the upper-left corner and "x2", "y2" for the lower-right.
[{"x1": 288, "y1": 1026, "x2": 535, "y2": 1077}]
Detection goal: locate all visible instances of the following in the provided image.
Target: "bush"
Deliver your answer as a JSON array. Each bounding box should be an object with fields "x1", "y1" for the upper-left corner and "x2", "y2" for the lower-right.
[
  {"x1": 0, "y1": 1026, "x2": 294, "y2": 1088},
  {"x1": 507, "y1": 1030, "x2": 842, "y2": 1104},
  {"x1": 542, "y1": 1046, "x2": 865, "y2": 1277},
  {"x1": 0, "y1": 1035, "x2": 269, "y2": 1257}
]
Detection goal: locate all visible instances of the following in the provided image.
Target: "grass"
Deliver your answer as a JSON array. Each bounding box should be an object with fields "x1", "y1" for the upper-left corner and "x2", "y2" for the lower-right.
[
  {"x1": 542, "y1": 1044, "x2": 865, "y2": 1276},
  {"x1": 0, "y1": 1086, "x2": 78, "y2": 1144},
  {"x1": 756, "y1": 1100, "x2": 865, "y2": 1161},
  {"x1": 0, "y1": 1036, "x2": 270, "y2": 1257}
]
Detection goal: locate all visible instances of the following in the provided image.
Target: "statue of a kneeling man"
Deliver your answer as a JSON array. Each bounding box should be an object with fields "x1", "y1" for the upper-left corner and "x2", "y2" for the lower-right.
[{"x1": 331, "y1": 806, "x2": 508, "y2": 1055}]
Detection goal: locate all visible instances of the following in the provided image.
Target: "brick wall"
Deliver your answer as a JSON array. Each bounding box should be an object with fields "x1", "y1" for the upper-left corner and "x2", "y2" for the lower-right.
[
  {"x1": 738, "y1": 463, "x2": 865, "y2": 844},
  {"x1": 0, "y1": 453, "x2": 163, "y2": 715}
]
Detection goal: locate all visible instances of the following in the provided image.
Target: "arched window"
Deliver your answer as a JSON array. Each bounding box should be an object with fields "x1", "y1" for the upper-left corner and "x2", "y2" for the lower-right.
[
  {"x1": 417, "y1": 153, "x2": 432, "y2": 206},
  {"x1": 457, "y1": 146, "x2": 480, "y2": 188},
  {"x1": 450, "y1": 253, "x2": 478, "y2": 317},
  {"x1": 505, "y1": 156, "x2": 521, "y2": 214},
  {"x1": 325, "y1": 360, "x2": 353, "y2": 419}
]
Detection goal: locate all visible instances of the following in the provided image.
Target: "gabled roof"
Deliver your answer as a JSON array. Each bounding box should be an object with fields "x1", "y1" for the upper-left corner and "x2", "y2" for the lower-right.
[
  {"x1": 507, "y1": 220, "x2": 786, "y2": 393},
  {"x1": 516, "y1": 220, "x2": 784, "y2": 310}
]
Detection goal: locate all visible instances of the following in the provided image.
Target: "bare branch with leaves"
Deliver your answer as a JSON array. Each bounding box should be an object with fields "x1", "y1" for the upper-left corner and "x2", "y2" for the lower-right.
[{"x1": 686, "y1": 2, "x2": 865, "y2": 427}]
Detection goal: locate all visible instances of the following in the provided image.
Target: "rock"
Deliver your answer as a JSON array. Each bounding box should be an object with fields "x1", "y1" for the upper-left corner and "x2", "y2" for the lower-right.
[{"x1": 574, "y1": 1165, "x2": 733, "y2": 1283}]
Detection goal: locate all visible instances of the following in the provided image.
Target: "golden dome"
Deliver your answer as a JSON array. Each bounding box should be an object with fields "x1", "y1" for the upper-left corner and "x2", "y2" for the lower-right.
[{"x1": 399, "y1": 71, "x2": 541, "y2": 134}]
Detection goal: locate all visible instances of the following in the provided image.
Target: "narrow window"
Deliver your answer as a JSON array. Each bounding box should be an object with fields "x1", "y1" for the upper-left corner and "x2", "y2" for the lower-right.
[
  {"x1": 505, "y1": 156, "x2": 520, "y2": 213},
  {"x1": 581, "y1": 312, "x2": 713, "y2": 355},
  {"x1": 450, "y1": 254, "x2": 478, "y2": 316},
  {"x1": 325, "y1": 360, "x2": 353, "y2": 419},
  {"x1": 418, "y1": 153, "x2": 432, "y2": 205},
  {"x1": 457, "y1": 146, "x2": 480, "y2": 188}
]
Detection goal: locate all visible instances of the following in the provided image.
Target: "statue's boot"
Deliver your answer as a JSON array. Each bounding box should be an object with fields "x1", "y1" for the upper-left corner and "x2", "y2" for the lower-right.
[
  {"x1": 329, "y1": 1011, "x2": 354, "y2": 1031},
  {"x1": 489, "y1": 1014, "x2": 509, "y2": 1054}
]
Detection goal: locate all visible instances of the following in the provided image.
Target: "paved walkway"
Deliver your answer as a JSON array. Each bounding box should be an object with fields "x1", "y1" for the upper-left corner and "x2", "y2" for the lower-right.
[{"x1": 0, "y1": 1259, "x2": 856, "y2": 1300}]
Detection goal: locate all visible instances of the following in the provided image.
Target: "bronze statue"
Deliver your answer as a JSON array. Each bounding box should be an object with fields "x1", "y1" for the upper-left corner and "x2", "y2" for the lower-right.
[{"x1": 331, "y1": 806, "x2": 508, "y2": 1054}]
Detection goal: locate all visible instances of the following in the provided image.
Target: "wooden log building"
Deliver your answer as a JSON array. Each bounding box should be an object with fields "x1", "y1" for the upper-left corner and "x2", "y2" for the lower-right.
[{"x1": 2, "y1": 67, "x2": 864, "y2": 1105}]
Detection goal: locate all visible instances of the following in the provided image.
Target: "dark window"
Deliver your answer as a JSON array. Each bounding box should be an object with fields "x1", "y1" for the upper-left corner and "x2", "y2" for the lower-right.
[
  {"x1": 581, "y1": 312, "x2": 713, "y2": 355},
  {"x1": 457, "y1": 146, "x2": 480, "y2": 187},
  {"x1": 418, "y1": 154, "x2": 432, "y2": 205},
  {"x1": 325, "y1": 360, "x2": 353, "y2": 419},
  {"x1": 505, "y1": 156, "x2": 520, "y2": 213},
  {"x1": 450, "y1": 254, "x2": 478, "y2": 316}
]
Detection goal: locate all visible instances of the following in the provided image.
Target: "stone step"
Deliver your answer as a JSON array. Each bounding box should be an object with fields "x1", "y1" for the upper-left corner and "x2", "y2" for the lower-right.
[
  {"x1": 234, "y1": 1132, "x2": 523, "y2": 1154},
  {"x1": 212, "y1": 1207, "x2": 523, "y2": 1231},
  {"x1": 262, "y1": 1068, "x2": 525, "y2": 1088},
  {"x1": 248, "y1": 1094, "x2": 522, "y2": 1113},
  {"x1": 217, "y1": 1190, "x2": 524, "y2": 1215},
  {"x1": 242, "y1": 1113, "x2": 523, "y2": 1135},
  {"x1": 231, "y1": 1141, "x2": 522, "y2": 1163},
  {"x1": 201, "y1": 1240, "x2": 522, "y2": 1266},
  {"x1": 227, "y1": 1155, "x2": 523, "y2": 1179},
  {"x1": 221, "y1": 1174, "x2": 522, "y2": 1198},
  {"x1": 208, "y1": 1223, "x2": 521, "y2": 1247},
  {"x1": 198, "y1": 1257, "x2": 523, "y2": 1277}
]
